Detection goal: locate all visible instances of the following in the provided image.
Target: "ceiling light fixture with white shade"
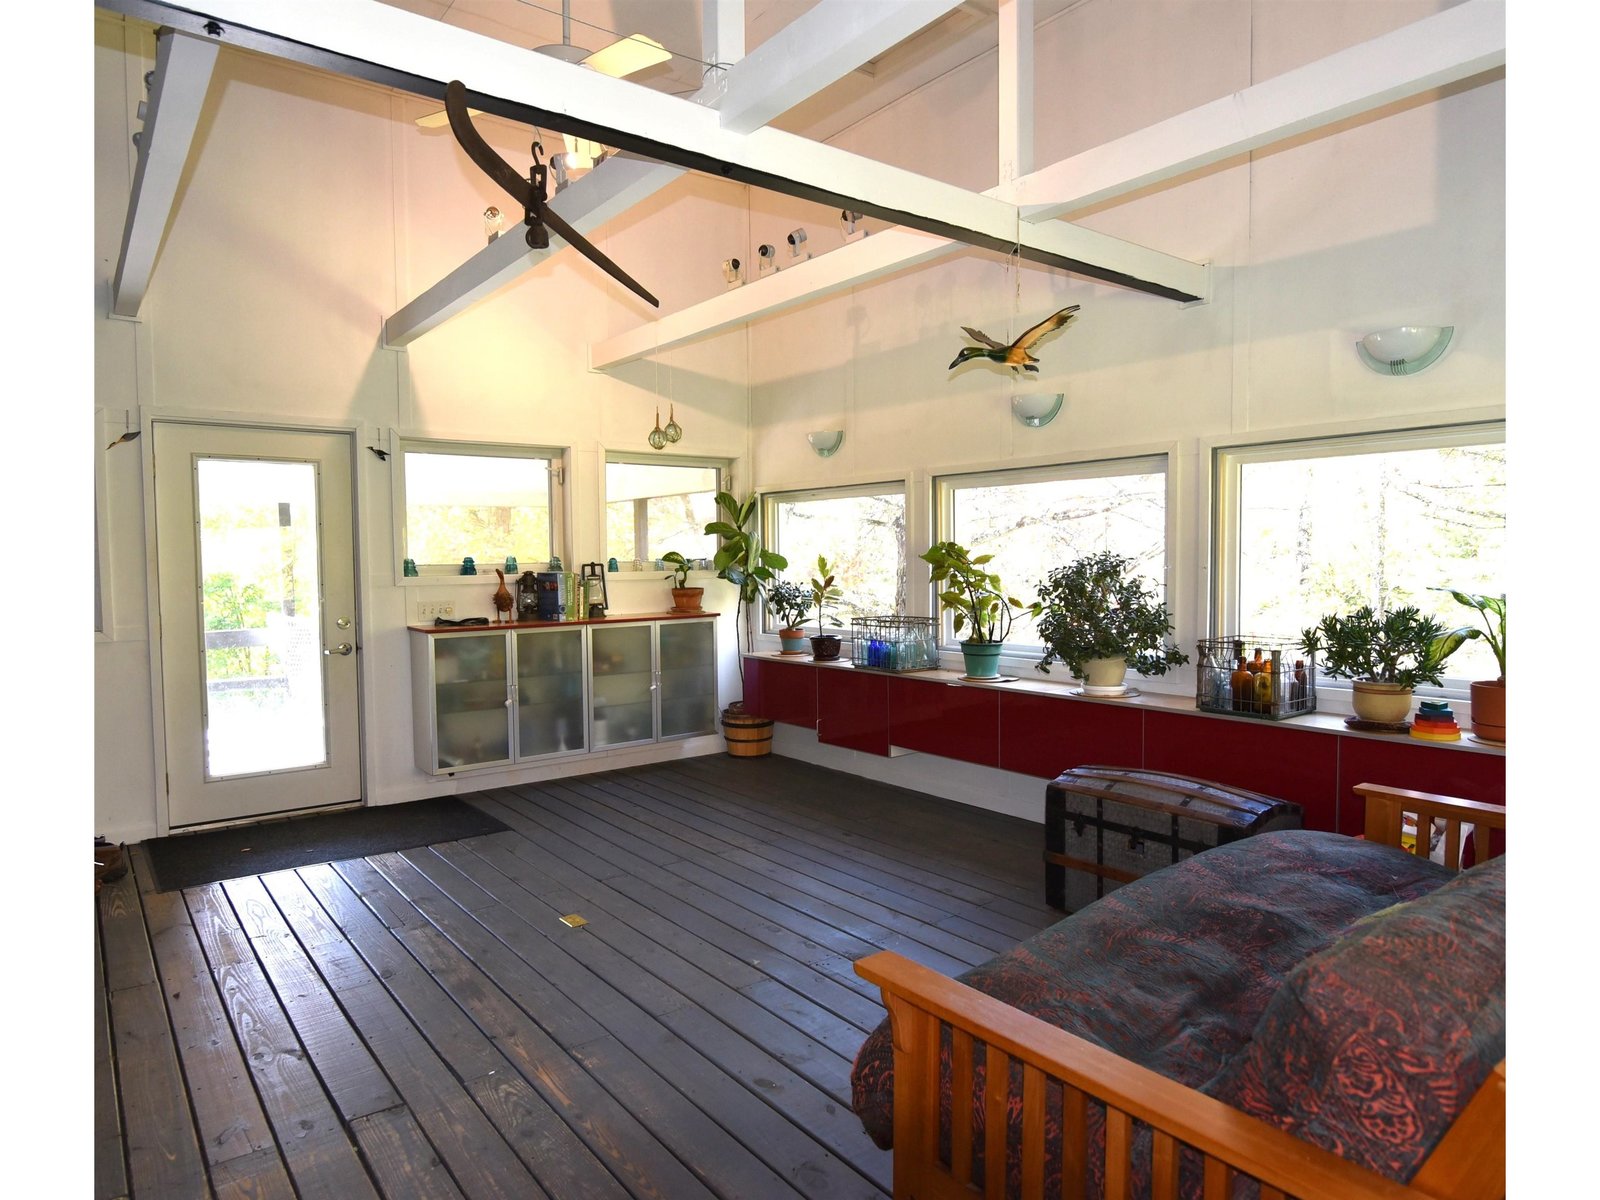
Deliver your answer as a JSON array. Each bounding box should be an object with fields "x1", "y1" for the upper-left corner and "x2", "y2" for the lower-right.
[{"x1": 1355, "y1": 325, "x2": 1455, "y2": 376}]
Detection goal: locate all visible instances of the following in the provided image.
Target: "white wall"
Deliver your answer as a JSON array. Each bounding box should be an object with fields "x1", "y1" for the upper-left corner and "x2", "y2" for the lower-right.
[
  {"x1": 93, "y1": 0, "x2": 1505, "y2": 839},
  {"x1": 93, "y1": 13, "x2": 753, "y2": 842},
  {"x1": 742, "y1": 0, "x2": 1505, "y2": 816}
]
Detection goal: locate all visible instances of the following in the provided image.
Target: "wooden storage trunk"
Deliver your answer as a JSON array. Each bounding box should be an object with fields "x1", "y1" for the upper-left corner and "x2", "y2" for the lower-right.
[{"x1": 1045, "y1": 765, "x2": 1303, "y2": 911}]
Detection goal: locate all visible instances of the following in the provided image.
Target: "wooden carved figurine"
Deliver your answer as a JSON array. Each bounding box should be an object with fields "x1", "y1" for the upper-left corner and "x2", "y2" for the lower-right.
[
  {"x1": 948, "y1": 304, "x2": 1080, "y2": 372},
  {"x1": 493, "y1": 569, "x2": 514, "y2": 623}
]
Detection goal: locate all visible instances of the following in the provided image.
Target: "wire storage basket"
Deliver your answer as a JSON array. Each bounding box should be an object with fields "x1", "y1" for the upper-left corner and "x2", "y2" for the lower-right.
[
  {"x1": 851, "y1": 616, "x2": 940, "y2": 672},
  {"x1": 1196, "y1": 637, "x2": 1317, "y2": 720}
]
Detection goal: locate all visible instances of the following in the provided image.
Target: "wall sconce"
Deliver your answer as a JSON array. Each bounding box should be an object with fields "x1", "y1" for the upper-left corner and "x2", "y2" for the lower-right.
[
  {"x1": 1356, "y1": 326, "x2": 1454, "y2": 376},
  {"x1": 756, "y1": 243, "x2": 777, "y2": 275},
  {"x1": 840, "y1": 209, "x2": 866, "y2": 243},
  {"x1": 787, "y1": 228, "x2": 810, "y2": 261},
  {"x1": 1011, "y1": 393, "x2": 1063, "y2": 428},
  {"x1": 722, "y1": 257, "x2": 743, "y2": 287},
  {"x1": 807, "y1": 430, "x2": 844, "y2": 457}
]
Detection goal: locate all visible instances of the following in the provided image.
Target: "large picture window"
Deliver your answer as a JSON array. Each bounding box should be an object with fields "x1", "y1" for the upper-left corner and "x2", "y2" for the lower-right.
[
  {"x1": 934, "y1": 456, "x2": 1169, "y2": 647},
  {"x1": 398, "y1": 440, "x2": 562, "y2": 573},
  {"x1": 763, "y1": 484, "x2": 907, "y2": 630},
  {"x1": 1213, "y1": 423, "x2": 1506, "y2": 685},
  {"x1": 605, "y1": 456, "x2": 723, "y2": 565}
]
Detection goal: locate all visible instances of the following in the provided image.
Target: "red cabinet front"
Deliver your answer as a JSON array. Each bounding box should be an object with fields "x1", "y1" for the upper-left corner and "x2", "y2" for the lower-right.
[
  {"x1": 888, "y1": 677, "x2": 999, "y2": 767},
  {"x1": 818, "y1": 669, "x2": 890, "y2": 755},
  {"x1": 747, "y1": 657, "x2": 818, "y2": 728},
  {"x1": 1335, "y1": 736, "x2": 1507, "y2": 836},
  {"x1": 998, "y1": 692, "x2": 1143, "y2": 778}
]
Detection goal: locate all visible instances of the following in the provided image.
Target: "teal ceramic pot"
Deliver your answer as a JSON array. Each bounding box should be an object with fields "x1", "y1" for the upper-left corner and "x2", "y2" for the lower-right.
[{"x1": 960, "y1": 640, "x2": 1003, "y2": 678}]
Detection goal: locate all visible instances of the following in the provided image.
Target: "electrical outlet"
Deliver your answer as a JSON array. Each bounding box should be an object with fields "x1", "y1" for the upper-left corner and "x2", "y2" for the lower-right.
[{"x1": 418, "y1": 600, "x2": 458, "y2": 620}]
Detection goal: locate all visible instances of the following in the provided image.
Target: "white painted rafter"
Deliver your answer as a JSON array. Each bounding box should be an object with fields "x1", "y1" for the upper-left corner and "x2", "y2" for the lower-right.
[
  {"x1": 997, "y1": 0, "x2": 1033, "y2": 185},
  {"x1": 1009, "y1": 0, "x2": 1506, "y2": 220},
  {"x1": 111, "y1": 28, "x2": 220, "y2": 318},
  {"x1": 717, "y1": 0, "x2": 963, "y2": 135},
  {"x1": 383, "y1": 155, "x2": 683, "y2": 348}
]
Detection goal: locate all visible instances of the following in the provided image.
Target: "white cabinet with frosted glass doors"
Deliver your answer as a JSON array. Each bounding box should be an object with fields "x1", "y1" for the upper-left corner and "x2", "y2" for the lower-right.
[
  {"x1": 410, "y1": 614, "x2": 715, "y2": 775},
  {"x1": 589, "y1": 617, "x2": 718, "y2": 750}
]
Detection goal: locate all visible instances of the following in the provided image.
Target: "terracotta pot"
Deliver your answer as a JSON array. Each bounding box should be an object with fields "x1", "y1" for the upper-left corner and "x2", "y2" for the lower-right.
[
  {"x1": 1351, "y1": 680, "x2": 1413, "y2": 725},
  {"x1": 669, "y1": 586, "x2": 704, "y2": 613},
  {"x1": 1470, "y1": 678, "x2": 1505, "y2": 743},
  {"x1": 1083, "y1": 656, "x2": 1129, "y2": 691},
  {"x1": 960, "y1": 640, "x2": 1004, "y2": 678},
  {"x1": 778, "y1": 628, "x2": 808, "y2": 653},
  {"x1": 810, "y1": 634, "x2": 842, "y2": 661}
]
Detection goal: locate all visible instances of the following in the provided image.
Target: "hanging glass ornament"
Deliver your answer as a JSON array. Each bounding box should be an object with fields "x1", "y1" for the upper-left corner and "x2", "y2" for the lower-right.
[
  {"x1": 663, "y1": 403, "x2": 682, "y2": 443},
  {"x1": 648, "y1": 406, "x2": 668, "y2": 450}
]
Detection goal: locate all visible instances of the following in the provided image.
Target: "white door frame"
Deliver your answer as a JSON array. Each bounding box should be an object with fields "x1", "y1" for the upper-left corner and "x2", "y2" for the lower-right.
[{"x1": 140, "y1": 407, "x2": 374, "y2": 836}]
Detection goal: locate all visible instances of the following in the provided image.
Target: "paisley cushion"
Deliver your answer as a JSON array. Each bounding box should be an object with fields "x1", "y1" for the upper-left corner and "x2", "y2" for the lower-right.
[{"x1": 1206, "y1": 855, "x2": 1505, "y2": 1183}]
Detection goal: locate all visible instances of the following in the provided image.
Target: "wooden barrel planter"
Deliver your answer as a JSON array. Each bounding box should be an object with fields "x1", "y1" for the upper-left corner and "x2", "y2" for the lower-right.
[{"x1": 721, "y1": 706, "x2": 774, "y2": 757}]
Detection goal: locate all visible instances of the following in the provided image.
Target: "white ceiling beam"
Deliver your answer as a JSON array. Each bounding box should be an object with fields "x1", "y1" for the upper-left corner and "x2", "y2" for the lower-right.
[
  {"x1": 591, "y1": 229, "x2": 956, "y2": 368},
  {"x1": 111, "y1": 28, "x2": 220, "y2": 318},
  {"x1": 103, "y1": 0, "x2": 1205, "y2": 302},
  {"x1": 717, "y1": 0, "x2": 962, "y2": 135},
  {"x1": 383, "y1": 155, "x2": 682, "y2": 348},
  {"x1": 997, "y1": 0, "x2": 1033, "y2": 185},
  {"x1": 1009, "y1": 0, "x2": 1506, "y2": 221}
]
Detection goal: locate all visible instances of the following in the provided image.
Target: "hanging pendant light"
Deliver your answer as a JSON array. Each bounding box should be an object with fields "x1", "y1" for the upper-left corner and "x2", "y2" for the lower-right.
[
  {"x1": 648, "y1": 406, "x2": 668, "y2": 450},
  {"x1": 664, "y1": 403, "x2": 682, "y2": 443}
]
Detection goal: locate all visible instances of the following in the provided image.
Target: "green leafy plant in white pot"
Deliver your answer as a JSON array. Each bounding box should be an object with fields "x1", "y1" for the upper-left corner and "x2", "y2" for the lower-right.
[
  {"x1": 766, "y1": 578, "x2": 812, "y2": 654},
  {"x1": 1033, "y1": 551, "x2": 1187, "y2": 692},
  {"x1": 921, "y1": 540, "x2": 1041, "y2": 679},
  {"x1": 1432, "y1": 588, "x2": 1506, "y2": 743},
  {"x1": 1299, "y1": 604, "x2": 1457, "y2": 725}
]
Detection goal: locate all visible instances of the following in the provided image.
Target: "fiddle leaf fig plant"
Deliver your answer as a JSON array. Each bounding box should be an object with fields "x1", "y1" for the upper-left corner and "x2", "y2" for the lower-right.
[
  {"x1": 921, "y1": 540, "x2": 1040, "y2": 645},
  {"x1": 1034, "y1": 550, "x2": 1188, "y2": 678},
  {"x1": 661, "y1": 551, "x2": 693, "y2": 589},
  {"x1": 1430, "y1": 588, "x2": 1505, "y2": 682},
  {"x1": 705, "y1": 490, "x2": 787, "y2": 691},
  {"x1": 1298, "y1": 604, "x2": 1456, "y2": 690}
]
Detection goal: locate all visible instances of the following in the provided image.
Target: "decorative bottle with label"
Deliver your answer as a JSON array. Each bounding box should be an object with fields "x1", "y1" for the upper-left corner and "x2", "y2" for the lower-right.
[{"x1": 1231, "y1": 656, "x2": 1253, "y2": 712}]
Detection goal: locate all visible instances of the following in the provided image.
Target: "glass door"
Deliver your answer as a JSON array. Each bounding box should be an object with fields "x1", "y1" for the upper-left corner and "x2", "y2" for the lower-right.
[
  {"x1": 516, "y1": 626, "x2": 587, "y2": 758},
  {"x1": 658, "y1": 620, "x2": 717, "y2": 738},
  {"x1": 590, "y1": 623, "x2": 656, "y2": 748},
  {"x1": 432, "y1": 632, "x2": 512, "y2": 769}
]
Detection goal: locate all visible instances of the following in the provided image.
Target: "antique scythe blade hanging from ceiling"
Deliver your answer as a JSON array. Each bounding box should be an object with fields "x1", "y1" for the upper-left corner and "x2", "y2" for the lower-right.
[{"x1": 444, "y1": 80, "x2": 659, "y2": 308}]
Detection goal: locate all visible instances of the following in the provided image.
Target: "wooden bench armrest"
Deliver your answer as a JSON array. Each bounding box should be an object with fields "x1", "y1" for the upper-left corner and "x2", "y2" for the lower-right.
[{"x1": 1353, "y1": 783, "x2": 1506, "y2": 868}]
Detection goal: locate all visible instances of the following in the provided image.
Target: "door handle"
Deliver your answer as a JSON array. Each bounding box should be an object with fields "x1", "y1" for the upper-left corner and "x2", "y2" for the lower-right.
[{"x1": 324, "y1": 642, "x2": 354, "y2": 656}]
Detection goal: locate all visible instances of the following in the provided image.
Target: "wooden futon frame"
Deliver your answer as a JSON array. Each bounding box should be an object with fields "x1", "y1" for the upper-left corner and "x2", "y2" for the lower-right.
[{"x1": 855, "y1": 783, "x2": 1508, "y2": 1200}]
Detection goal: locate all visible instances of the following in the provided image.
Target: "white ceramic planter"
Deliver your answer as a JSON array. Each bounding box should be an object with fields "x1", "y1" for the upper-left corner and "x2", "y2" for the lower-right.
[{"x1": 1083, "y1": 656, "x2": 1129, "y2": 690}]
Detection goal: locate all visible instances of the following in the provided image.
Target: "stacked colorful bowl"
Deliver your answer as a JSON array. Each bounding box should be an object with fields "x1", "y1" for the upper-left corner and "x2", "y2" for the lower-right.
[{"x1": 1410, "y1": 699, "x2": 1462, "y2": 742}]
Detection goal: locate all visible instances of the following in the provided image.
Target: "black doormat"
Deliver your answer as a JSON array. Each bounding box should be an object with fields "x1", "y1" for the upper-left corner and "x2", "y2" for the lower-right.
[{"x1": 139, "y1": 797, "x2": 510, "y2": 893}]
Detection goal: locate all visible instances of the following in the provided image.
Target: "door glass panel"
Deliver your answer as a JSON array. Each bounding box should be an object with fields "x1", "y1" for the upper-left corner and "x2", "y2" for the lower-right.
[
  {"x1": 196, "y1": 458, "x2": 327, "y2": 779},
  {"x1": 434, "y1": 634, "x2": 511, "y2": 768},
  {"x1": 591, "y1": 625, "x2": 655, "y2": 747},
  {"x1": 517, "y1": 628, "x2": 587, "y2": 757},
  {"x1": 659, "y1": 621, "x2": 716, "y2": 738}
]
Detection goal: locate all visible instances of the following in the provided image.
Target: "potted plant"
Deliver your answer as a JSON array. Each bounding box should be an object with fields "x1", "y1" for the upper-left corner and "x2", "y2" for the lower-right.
[
  {"x1": 808, "y1": 556, "x2": 845, "y2": 661},
  {"x1": 1033, "y1": 551, "x2": 1187, "y2": 692},
  {"x1": 1299, "y1": 604, "x2": 1456, "y2": 725},
  {"x1": 661, "y1": 551, "x2": 703, "y2": 613},
  {"x1": 766, "y1": 578, "x2": 812, "y2": 654},
  {"x1": 1432, "y1": 588, "x2": 1506, "y2": 743},
  {"x1": 705, "y1": 491, "x2": 787, "y2": 754},
  {"x1": 921, "y1": 540, "x2": 1041, "y2": 679}
]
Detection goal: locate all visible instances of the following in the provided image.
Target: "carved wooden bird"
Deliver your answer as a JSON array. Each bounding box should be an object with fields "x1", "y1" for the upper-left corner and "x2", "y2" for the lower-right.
[
  {"x1": 493, "y1": 569, "x2": 514, "y2": 623},
  {"x1": 949, "y1": 304, "x2": 1080, "y2": 372}
]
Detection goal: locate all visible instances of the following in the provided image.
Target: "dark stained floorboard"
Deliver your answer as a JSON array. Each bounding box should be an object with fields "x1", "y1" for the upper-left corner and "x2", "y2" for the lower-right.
[{"x1": 98, "y1": 757, "x2": 1058, "y2": 1199}]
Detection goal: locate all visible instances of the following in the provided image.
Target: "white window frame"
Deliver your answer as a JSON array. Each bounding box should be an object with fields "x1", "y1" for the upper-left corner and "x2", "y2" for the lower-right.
[
  {"x1": 932, "y1": 453, "x2": 1174, "y2": 656},
  {"x1": 392, "y1": 436, "x2": 567, "y2": 583},
  {"x1": 762, "y1": 480, "x2": 910, "y2": 634},
  {"x1": 1211, "y1": 420, "x2": 1506, "y2": 695},
  {"x1": 602, "y1": 452, "x2": 728, "y2": 567}
]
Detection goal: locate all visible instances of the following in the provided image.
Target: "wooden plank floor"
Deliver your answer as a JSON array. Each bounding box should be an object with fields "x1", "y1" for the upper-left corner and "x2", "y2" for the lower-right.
[{"x1": 96, "y1": 756, "x2": 1060, "y2": 1200}]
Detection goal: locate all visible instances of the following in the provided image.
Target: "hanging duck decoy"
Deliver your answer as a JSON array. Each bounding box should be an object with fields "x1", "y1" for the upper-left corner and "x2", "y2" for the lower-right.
[{"x1": 948, "y1": 304, "x2": 1080, "y2": 373}]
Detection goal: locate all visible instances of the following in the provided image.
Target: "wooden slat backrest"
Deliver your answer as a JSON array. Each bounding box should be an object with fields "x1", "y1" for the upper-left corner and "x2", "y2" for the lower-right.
[
  {"x1": 1353, "y1": 783, "x2": 1507, "y2": 869},
  {"x1": 862, "y1": 952, "x2": 1466, "y2": 1200}
]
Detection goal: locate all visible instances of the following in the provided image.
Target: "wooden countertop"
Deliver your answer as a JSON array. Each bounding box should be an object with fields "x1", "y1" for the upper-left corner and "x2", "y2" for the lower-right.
[{"x1": 409, "y1": 610, "x2": 718, "y2": 633}]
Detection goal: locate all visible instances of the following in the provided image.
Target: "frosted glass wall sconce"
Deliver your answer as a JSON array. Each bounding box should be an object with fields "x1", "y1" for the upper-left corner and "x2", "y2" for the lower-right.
[
  {"x1": 807, "y1": 430, "x2": 845, "y2": 457},
  {"x1": 1011, "y1": 393, "x2": 1063, "y2": 427},
  {"x1": 1356, "y1": 326, "x2": 1454, "y2": 375}
]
